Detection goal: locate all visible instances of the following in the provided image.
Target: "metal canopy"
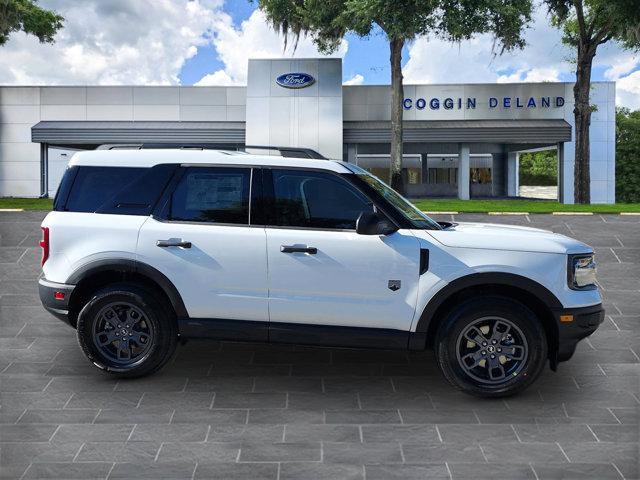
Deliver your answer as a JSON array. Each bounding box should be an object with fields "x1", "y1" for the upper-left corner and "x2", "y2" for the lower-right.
[
  {"x1": 32, "y1": 119, "x2": 571, "y2": 146},
  {"x1": 31, "y1": 121, "x2": 246, "y2": 145},
  {"x1": 343, "y1": 119, "x2": 572, "y2": 144}
]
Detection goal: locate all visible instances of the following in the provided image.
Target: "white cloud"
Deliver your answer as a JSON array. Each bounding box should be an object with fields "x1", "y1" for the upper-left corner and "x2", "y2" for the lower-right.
[
  {"x1": 616, "y1": 70, "x2": 640, "y2": 110},
  {"x1": 497, "y1": 67, "x2": 561, "y2": 83},
  {"x1": 599, "y1": 52, "x2": 640, "y2": 109},
  {"x1": 0, "y1": 0, "x2": 224, "y2": 85},
  {"x1": 343, "y1": 74, "x2": 364, "y2": 85},
  {"x1": 195, "y1": 70, "x2": 236, "y2": 86},
  {"x1": 403, "y1": 8, "x2": 572, "y2": 85},
  {"x1": 196, "y1": 9, "x2": 348, "y2": 86},
  {"x1": 604, "y1": 54, "x2": 639, "y2": 81},
  {"x1": 402, "y1": 6, "x2": 639, "y2": 108}
]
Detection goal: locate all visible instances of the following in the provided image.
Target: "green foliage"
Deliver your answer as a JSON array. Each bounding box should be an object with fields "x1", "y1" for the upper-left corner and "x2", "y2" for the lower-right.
[
  {"x1": 258, "y1": 0, "x2": 533, "y2": 53},
  {"x1": 519, "y1": 150, "x2": 558, "y2": 186},
  {"x1": 411, "y1": 198, "x2": 640, "y2": 213},
  {"x1": 616, "y1": 108, "x2": 640, "y2": 203},
  {"x1": 0, "y1": 197, "x2": 52, "y2": 210},
  {"x1": 546, "y1": 0, "x2": 640, "y2": 51},
  {"x1": 0, "y1": 0, "x2": 64, "y2": 46}
]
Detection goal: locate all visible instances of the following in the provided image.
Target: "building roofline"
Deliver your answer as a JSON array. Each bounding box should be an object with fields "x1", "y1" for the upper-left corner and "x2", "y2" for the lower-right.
[{"x1": 0, "y1": 81, "x2": 615, "y2": 88}]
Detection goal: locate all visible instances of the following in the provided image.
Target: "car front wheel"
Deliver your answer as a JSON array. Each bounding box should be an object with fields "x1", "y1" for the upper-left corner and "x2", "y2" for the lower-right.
[
  {"x1": 435, "y1": 296, "x2": 547, "y2": 398},
  {"x1": 76, "y1": 283, "x2": 177, "y2": 378}
]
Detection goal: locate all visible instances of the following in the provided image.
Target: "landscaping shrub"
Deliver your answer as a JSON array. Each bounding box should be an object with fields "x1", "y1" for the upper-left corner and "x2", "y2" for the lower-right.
[
  {"x1": 616, "y1": 108, "x2": 640, "y2": 203},
  {"x1": 519, "y1": 150, "x2": 558, "y2": 186}
]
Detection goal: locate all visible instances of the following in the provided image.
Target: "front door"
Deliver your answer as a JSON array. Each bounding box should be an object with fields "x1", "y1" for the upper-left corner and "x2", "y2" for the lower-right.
[
  {"x1": 136, "y1": 166, "x2": 268, "y2": 335},
  {"x1": 264, "y1": 168, "x2": 421, "y2": 333}
]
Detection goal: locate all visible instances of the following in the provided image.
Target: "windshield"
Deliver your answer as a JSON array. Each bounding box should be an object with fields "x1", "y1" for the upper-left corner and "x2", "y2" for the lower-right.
[{"x1": 347, "y1": 165, "x2": 441, "y2": 230}]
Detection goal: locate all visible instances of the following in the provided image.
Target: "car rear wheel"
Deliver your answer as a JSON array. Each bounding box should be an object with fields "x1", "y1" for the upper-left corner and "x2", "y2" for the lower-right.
[
  {"x1": 435, "y1": 296, "x2": 547, "y2": 398},
  {"x1": 76, "y1": 283, "x2": 177, "y2": 378}
]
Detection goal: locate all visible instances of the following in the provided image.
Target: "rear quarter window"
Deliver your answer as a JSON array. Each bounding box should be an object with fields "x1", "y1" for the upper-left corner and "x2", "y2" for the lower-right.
[{"x1": 62, "y1": 166, "x2": 146, "y2": 213}]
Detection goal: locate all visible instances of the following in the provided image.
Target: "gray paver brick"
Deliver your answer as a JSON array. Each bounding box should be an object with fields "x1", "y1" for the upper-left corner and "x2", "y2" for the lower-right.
[{"x1": 1, "y1": 212, "x2": 638, "y2": 479}]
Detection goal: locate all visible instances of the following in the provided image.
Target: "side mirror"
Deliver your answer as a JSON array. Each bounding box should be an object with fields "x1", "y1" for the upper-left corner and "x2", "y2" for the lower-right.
[{"x1": 356, "y1": 211, "x2": 398, "y2": 235}]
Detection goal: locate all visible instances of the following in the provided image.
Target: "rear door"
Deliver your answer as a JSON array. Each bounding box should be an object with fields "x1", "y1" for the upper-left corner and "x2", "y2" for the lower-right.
[{"x1": 136, "y1": 166, "x2": 268, "y2": 335}]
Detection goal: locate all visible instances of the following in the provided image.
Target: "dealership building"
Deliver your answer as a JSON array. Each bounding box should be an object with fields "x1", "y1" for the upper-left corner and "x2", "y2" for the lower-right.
[{"x1": 0, "y1": 58, "x2": 616, "y2": 203}]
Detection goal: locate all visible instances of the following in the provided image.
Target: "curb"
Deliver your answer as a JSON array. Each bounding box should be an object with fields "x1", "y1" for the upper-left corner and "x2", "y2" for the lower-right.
[
  {"x1": 620, "y1": 212, "x2": 640, "y2": 216},
  {"x1": 423, "y1": 211, "x2": 459, "y2": 215},
  {"x1": 0, "y1": 208, "x2": 24, "y2": 212},
  {"x1": 551, "y1": 212, "x2": 593, "y2": 215},
  {"x1": 488, "y1": 212, "x2": 529, "y2": 215}
]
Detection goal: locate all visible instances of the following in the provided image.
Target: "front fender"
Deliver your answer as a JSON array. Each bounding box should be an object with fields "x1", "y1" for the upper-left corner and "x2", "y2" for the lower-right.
[{"x1": 413, "y1": 271, "x2": 563, "y2": 335}]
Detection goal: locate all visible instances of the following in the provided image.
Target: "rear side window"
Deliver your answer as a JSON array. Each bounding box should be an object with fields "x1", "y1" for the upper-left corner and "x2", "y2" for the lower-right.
[
  {"x1": 166, "y1": 167, "x2": 250, "y2": 224},
  {"x1": 63, "y1": 167, "x2": 146, "y2": 213}
]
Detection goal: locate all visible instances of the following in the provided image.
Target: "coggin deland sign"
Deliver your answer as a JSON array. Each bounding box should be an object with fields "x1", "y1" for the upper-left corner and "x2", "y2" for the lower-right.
[
  {"x1": 403, "y1": 95, "x2": 565, "y2": 110},
  {"x1": 275, "y1": 71, "x2": 566, "y2": 112}
]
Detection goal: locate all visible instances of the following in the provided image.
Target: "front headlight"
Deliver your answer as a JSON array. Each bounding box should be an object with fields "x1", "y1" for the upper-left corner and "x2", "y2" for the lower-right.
[{"x1": 568, "y1": 253, "x2": 597, "y2": 290}]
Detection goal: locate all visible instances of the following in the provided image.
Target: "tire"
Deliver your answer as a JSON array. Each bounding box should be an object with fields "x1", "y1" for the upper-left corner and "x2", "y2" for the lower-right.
[
  {"x1": 76, "y1": 283, "x2": 178, "y2": 378},
  {"x1": 435, "y1": 296, "x2": 547, "y2": 398}
]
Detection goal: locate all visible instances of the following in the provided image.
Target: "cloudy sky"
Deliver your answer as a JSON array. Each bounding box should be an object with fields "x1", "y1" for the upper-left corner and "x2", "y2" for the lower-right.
[{"x1": 0, "y1": 0, "x2": 638, "y2": 108}]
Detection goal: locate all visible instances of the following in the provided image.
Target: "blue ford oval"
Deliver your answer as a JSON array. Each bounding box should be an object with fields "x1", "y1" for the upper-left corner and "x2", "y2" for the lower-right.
[{"x1": 276, "y1": 73, "x2": 315, "y2": 89}]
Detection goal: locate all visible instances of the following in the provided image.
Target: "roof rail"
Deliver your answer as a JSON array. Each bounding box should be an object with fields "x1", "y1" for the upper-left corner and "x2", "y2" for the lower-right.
[
  {"x1": 95, "y1": 144, "x2": 327, "y2": 159},
  {"x1": 244, "y1": 145, "x2": 326, "y2": 159},
  {"x1": 96, "y1": 143, "x2": 236, "y2": 151},
  {"x1": 96, "y1": 144, "x2": 143, "y2": 150}
]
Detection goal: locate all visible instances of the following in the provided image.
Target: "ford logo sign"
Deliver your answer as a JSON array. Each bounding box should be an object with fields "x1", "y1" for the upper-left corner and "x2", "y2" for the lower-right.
[{"x1": 275, "y1": 73, "x2": 315, "y2": 89}]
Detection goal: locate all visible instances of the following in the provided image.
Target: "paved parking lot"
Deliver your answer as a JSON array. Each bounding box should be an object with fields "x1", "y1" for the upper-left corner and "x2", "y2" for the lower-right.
[{"x1": 0, "y1": 211, "x2": 638, "y2": 480}]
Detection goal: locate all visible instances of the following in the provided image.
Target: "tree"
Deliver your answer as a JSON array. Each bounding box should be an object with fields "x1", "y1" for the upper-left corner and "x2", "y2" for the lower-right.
[
  {"x1": 258, "y1": 0, "x2": 533, "y2": 193},
  {"x1": 544, "y1": 0, "x2": 640, "y2": 204},
  {"x1": 0, "y1": 0, "x2": 64, "y2": 46},
  {"x1": 519, "y1": 150, "x2": 558, "y2": 186},
  {"x1": 615, "y1": 107, "x2": 640, "y2": 203}
]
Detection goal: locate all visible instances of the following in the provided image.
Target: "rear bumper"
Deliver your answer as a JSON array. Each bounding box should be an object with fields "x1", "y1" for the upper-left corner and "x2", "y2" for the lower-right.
[
  {"x1": 554, "y1": 303, "x2": 604, "y2": 363},
  {"x1": 38, "y1": 278, "x2": 75, "y2": 328}
]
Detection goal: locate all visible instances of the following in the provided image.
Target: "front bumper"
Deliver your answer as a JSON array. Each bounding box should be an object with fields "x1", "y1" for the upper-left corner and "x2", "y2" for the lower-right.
[
  {"x1": 554, "y1": 303, "x2": 604, "y2": 363},
  {"x1": 38, "y1": 278, "x2": 75, "y2": 328}
]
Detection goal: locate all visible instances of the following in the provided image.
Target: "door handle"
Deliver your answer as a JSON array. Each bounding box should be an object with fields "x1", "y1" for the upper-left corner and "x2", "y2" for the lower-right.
[
  {"x1": 280, "y1": 245, "x2": 317, "y2": 254},
  {"x1": 156, "y1": 240, "x2": 192, "y2": 248}
]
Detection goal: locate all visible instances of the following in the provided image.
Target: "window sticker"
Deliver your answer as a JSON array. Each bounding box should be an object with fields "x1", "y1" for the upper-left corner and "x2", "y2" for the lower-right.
[{"x1": 185, "y1": 173, "x2": 243, "y2": 210}]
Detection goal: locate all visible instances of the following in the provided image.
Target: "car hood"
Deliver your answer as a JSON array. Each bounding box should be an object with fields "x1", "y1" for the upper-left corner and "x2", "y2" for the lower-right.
[{"x1": 424, "y1": 222, "x2": 593, "y2": 254}]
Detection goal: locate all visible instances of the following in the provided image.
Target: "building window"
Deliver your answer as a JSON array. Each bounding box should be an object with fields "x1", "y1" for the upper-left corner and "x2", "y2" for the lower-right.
[
  {"x1": 406, "y1": 168, "x2": 421, "y2": 185},
  {"x1": 367, "y1": 168, "x2": 390, "y2": 184},
  {"x1": 428, "y1": 168, "x2": 458, "y2": 185},
  {"x1": 471, "y1": 168, "x2": 492, "y2": 184}
]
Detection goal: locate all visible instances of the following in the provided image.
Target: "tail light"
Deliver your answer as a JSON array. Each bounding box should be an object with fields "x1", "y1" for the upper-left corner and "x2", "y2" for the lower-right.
[{"x1": 39, "y1": 227, "x2": 49, "y2": 266}]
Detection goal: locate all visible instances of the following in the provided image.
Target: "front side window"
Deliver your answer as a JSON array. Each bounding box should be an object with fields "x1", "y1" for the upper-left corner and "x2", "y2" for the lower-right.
[
  {"x1": 348, "y1": 164, "x2": 441, "y2": 230},
  {"x1": 269, "y1": 169, "x2": 373, "y2": 229},
  {"x1": 167, "y1": 167, "x2": 250, "y2": 224}
]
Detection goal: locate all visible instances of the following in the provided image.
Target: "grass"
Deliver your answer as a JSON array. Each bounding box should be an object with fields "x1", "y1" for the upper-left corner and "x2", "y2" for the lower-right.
[
  {"x1": 1, "y1": 197, "x2": 639, "y2": 214},
  {"x1": 0, "y1": 198, "x2": 53, "y2": 210},
  {"x1": 412, "y1": 199, "x2": 640, "y2": 214}
]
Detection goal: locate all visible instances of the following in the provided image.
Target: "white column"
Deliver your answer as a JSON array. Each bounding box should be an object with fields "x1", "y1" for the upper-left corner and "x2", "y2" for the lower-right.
[
  {"x1": 507, "y1": 151, "x2": 519, "y2": 197},
  {"x1": 347, "y1": 144, "x2": 356, "y2": 163},
  {"x1": 558, "y1": 142, "x2": 571, "y2": 204},
  {"x1": 457, "y1": 143, "x2": 470, "y2": 200}
]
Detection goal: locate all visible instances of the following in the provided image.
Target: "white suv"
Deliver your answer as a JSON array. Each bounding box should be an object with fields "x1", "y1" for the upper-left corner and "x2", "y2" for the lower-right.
[{"x1": 38, "y1": 149, "x2": 603, "y2": 397}]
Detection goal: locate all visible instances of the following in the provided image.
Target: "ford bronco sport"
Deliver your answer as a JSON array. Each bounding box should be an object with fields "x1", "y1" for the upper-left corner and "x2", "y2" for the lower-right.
[{"x1": 38, "y1": 149, "x2": 603, "y2": 397}]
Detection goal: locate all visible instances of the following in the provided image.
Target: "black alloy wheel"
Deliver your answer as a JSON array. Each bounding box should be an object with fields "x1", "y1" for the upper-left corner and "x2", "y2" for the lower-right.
[
  {"x1": 92, "y1": 302, "x2": 155, "y2": 366},
  {"x1": 435, "y1": 296, "x2": 547, "y2": 398},
  {"x1": 76, "y1": 283, "x2": 177, "y2": 378},
  {"x1": 456, "y1": 316, "x2": 528, "y2": 385}
]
